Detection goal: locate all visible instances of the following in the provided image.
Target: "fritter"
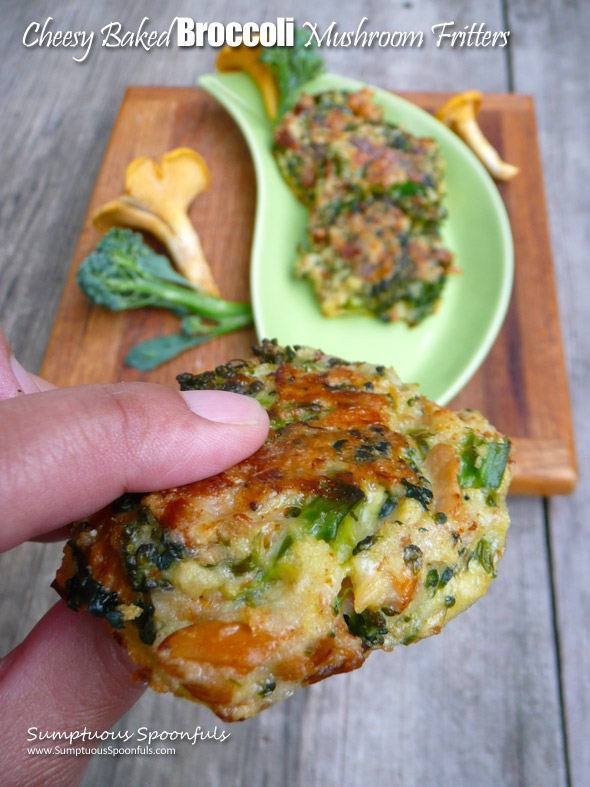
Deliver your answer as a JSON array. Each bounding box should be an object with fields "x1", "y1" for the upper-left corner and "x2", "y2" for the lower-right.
[
  {"x1": 55, "y1": 341, "x2": 513, "y2": 722},
  {"x1": 272, "y1": 89, "x2": 455, "y2": 325},
  {"x1": 273, "y1": 89, "x2": 446, "y2": 223},
  {"x1": 298, "y1": 181, "x2": 454, "y2": 324}
]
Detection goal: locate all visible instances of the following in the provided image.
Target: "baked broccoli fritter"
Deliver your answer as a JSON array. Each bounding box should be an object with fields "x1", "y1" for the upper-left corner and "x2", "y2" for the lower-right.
[
  {"x1": 55, "y1": 341, "x2": 512, "y2": 721},
  {"x1": 298, "y1": 181, "x2": 454, "y2": 324},
  {"x1": 272, "y1": 89, "x2": 455, "y2": 324}
]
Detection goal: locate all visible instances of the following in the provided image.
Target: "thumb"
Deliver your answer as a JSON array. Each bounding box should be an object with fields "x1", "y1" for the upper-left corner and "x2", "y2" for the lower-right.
[
  {"x1": 0, "y1": 382, "x2": 268, "y2": 551},
  {"x1": 0, "y1": 601, "x2": 147, "y2": 786}
]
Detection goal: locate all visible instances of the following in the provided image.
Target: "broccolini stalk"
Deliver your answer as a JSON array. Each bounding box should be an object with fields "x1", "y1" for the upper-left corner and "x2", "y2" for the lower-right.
[
  {"x1": 78, "y1": 228, "x2": 253, "y2": 370},
  {"x1": 125, "y1": 312, "x2": 253, "y2": 371},
  {"x1": 78, "y1": 229, "x2": 251, "y2": 321}
]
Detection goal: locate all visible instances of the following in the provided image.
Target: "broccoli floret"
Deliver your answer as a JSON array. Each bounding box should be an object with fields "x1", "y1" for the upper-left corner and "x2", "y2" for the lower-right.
[
  {"x1": 54, "y1": 541, "x2": 158, "y2": 645},
  {"x1": 77, "y1": 229, "x2": 253, "y2": 369},
  {"x1": 123, "y1": 508, "x2": 185, "y2": 593},
  {"x1": 58, "y1": 541, "x2": 124, "y2": 630},
  {"x1": 78, "y1": 228, "x2": 251, "y2": 321},
  {"x1": 260, "y1": 28, "x2": 325, "y2": 121}
]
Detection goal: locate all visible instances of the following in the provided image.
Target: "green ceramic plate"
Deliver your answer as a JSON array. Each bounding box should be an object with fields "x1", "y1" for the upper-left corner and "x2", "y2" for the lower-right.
[{"x1": 199, "y1": 72, "x2": 513, "y2": 404}]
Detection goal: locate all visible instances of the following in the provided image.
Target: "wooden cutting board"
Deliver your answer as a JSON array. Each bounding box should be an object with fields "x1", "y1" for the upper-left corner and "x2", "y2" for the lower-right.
[{"x1": 40, "y1": 87, "x2": 577, "y2": 496}]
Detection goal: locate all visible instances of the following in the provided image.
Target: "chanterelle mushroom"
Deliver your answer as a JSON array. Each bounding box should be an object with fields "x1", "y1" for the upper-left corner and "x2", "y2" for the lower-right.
[
  {"x1": 435, "y1": 91, "x2": 519, "y2": 181},
  {"x1": 93, "y1": 148, "x2": 219, "y2": 295},
  {"x1": 217, "y1": 44, "x2": 279, "y2": 121}
]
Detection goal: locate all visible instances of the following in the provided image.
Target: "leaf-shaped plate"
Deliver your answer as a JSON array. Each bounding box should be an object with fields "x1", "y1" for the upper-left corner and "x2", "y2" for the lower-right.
[{"x1": 199, "y1": 71, "x2": 513, "y2": 404}]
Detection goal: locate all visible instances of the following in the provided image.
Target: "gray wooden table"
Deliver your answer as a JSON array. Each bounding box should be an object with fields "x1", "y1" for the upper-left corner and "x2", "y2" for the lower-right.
[{"x1": 0, "y1": 1, "x2": 586, "y2": 785}]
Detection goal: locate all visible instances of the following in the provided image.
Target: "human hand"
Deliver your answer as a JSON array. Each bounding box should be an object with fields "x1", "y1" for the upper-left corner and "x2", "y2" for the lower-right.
[{"x1": 0, "y1": 329, "x2": 269, "y2": 785}]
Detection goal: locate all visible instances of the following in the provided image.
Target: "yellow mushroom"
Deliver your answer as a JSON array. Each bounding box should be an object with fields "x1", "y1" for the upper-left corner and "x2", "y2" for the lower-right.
[
  {"x1": 93, "y1": 148, "x2": 219, "y2": 295},
  {"x1": 435, "y1": 91, "x2": 519, "y2": 181},
  {"x1": 217, "y1": 44, "x2": 279, "y2": 121}
]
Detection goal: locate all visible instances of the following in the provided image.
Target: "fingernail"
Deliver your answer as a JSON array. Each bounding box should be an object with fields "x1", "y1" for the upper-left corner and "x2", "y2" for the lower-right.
[
  {"x1": 180, "y1": 390, "x2": 266, "y2": 425},
  {"x1": 9, "y1": 356, "x2": 40, "y2": 394}
]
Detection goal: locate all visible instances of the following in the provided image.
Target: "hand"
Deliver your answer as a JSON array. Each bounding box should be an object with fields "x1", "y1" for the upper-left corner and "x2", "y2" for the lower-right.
[{"x1": 0, "y1": 329, "x2": 269, "y2": 784}]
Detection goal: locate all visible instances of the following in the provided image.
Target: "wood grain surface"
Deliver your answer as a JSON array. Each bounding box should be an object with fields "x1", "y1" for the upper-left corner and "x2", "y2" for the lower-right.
[
  {"x1": 40, "y1": 87, "x2": 577, "y2": 496},
  {"x1": 508, "y1": 1, "x2": 590, "y2": 784},
  {"x1": 0, "y1": 1, "x2": 586, "y2": 786}
]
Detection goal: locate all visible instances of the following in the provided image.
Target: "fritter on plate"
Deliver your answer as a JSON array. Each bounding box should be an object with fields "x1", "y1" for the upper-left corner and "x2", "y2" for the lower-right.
[
  {"x1": 55, "y1": 341, "x2": 513, "y2": 721},
  {"x1": 298, "y1": 181, "x2": 455, "y2": 324},
  {"x1": 272, "y1": 89, "x2": 455, "y2": 325},
  {"x1": 273, "y1": 89, "x2": 446, "y2": 223}
]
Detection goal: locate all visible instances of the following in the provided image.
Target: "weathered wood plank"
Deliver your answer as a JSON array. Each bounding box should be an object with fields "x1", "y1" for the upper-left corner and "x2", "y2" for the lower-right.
[
  {"x1": 0, "y1": 1, "x2": 570, "y2": 786},
  {"x1": 507, "y1": 1, "x2": 590, "y2": 785}
]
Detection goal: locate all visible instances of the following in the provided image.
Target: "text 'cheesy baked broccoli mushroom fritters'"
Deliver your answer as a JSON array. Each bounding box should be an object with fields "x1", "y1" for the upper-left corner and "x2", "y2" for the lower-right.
[
  {"x1": 272, "y1": 89, "x2": 456, "y2": 325},
  {"x1": 55, "y1": 341, "x2": 513, "y2": 722}
]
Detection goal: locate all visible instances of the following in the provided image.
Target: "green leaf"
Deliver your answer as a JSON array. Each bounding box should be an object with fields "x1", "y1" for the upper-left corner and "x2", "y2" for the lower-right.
[
  {"x1": 270, "y1": 409, "x2": 320, "y2": 430},
  {"x1": 389, "y1": 181, "x2": 427, "y2": 200},
  {"x1": 352, "y1": 535, "x2": 376, "y2": 556},
  {"x1": 472, "y1": 538, "x2": 497, "y2": 577},
  {"x1": 304, "y1": 498, "x2": 352, "y2": 542},
  {"x1": 275, "y1": 534, "x2": 294, "y2": 561},
  {"x1": 425, "y1": 568, "x2": 439, "y2": 589},
  {"x1": 260, "y1": 28, "x2": 325, "y2": 120},
  {"x1": 343, "y1": 609, "x2": 388, "y2": 648},
  {"x1": 125, "y1": 333, "x2": 212, "y2": 370},
  {"x1": 438, "y1": 566, "x2": 454, "y2": 587},
  {"x1": 302, "y1": 484, "x2": 365, "y2": 543},
  {"x1": 401, "y1": 478, "x2": 433, "y2": 511},
  {"x1": 403, "y1": 544, "x2": 423, "y2": 574},
  {"x1": 126, "y1": 312, "x2": 253, "y2": 371},
  {"x1": 135, "y1": 251, "x2": 196, "y2": 287},
  {"x1": 378, "y1": 494, "x2": 397, "y2": 519},
  {"x1": 479, "y1": 440, "x2": 511, "y2": 489},
  {"x1": 458, "y1": 433, "x2": 510, "y2": 490}
]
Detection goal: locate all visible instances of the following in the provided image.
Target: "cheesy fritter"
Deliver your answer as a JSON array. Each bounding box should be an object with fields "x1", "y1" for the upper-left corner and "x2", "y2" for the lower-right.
[
  {"x1": 272, "y1": 89, "x2": 455, "y2": 324},
  {"x1": 299, "y1": 181, "x2": 454, "y2": 324},
  {"x1": 55, "y1": 341, "x2": 512, "y2": 721}
]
